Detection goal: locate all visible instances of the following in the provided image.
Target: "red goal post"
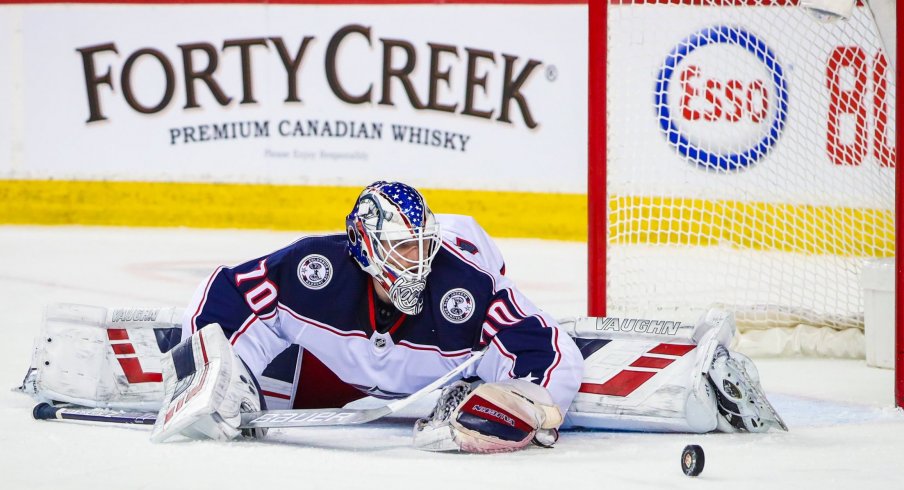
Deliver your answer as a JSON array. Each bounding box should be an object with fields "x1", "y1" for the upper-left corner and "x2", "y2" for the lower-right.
[{"x1": 587, "y1": 0, "x2": 902, "y2": 408}]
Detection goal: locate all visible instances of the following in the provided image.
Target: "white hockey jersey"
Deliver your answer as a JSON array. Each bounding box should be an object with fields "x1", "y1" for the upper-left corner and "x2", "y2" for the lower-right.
[{"x1": 182, "y1": 215, "x2": 583, "y2": 412}]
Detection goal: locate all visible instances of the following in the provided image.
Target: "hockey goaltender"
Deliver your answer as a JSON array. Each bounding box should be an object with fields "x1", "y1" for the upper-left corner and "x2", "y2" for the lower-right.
[{"x1": 18, "y1": 181, "x2": 785, "y2": 453}]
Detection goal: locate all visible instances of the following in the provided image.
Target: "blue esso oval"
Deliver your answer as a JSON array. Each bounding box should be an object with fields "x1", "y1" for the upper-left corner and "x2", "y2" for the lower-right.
[{"x1": 654, "y1": 25, "x2": 788, "y2": 171}]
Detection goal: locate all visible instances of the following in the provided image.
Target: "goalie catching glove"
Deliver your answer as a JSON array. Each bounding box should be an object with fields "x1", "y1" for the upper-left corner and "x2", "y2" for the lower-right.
[
  {"x1": 150, "y1": 324, "x2": 266, "y2": 443},
  {"x1": 413, "y1": 379, "x2": 564, "y2": 453}
]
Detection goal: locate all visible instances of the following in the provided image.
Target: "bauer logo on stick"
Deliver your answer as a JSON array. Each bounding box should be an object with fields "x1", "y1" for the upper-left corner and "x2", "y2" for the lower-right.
[
  {"x1": 655, "y1": 25, "x2": 788, "y2": 171},
  {"x1": 298, "y1": 254, "x2": 333, "y2": 290}
]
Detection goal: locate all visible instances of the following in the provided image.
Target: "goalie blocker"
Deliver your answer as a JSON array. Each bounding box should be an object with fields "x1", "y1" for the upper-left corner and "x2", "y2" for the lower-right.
[{"x1": 18, "y1": 304, "x2": 786, "y2": 446}]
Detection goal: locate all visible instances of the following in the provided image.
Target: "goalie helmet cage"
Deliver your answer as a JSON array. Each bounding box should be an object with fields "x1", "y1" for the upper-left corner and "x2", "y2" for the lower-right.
[{"x1": 587, "y1": 0, "x2": 903, "y2": 408}]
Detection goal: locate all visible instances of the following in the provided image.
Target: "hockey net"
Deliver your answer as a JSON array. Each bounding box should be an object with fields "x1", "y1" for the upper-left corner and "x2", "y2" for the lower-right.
[{"x1": 590, "y1": 0, "x2": 898, "y2": 363}]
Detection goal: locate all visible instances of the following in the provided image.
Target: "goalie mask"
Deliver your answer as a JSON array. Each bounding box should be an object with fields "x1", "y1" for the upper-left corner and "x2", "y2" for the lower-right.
[{"x1": 346, "y1": 181, "x2": 441, "y2": 315}]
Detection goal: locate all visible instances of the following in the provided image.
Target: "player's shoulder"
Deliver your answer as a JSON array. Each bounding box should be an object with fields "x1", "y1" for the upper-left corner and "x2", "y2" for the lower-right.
[
  {"x1": 286, "y1": 232, "x2": 348, "y2": 255},
  {"x1": 437, "y1": 214, "x2": 487, "y2": 239},
  {"x1": 265, "y1": 232, "x2": 350, "y2": 269},
  {"x1": 435, "y1": 214, "x2": 505, "y2": 279},
  {"x1": 267, "y1": 232, "x2": 364, "y2": 295},
  {"x1": 437, "y1": 214, "x2": 497, "y2": 253}
]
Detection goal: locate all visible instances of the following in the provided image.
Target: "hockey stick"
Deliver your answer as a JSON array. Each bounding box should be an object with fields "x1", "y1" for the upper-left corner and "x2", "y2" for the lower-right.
[
  {"x1": 34, "y1": 349, "x2": 484, "y2": 429},
  {"x1": 239, "y1": 349, "x2": 484, "y2": 429},
  {"x1": 32, "y1": 403, "x2": 158, "y2": 425}
]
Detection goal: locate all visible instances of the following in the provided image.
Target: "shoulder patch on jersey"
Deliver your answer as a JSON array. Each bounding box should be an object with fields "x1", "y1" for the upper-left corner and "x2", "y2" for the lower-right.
[
  {"x1": 455, "y1": 237, "x2": 479, "y2": 255},
  {"x1": 440, "y1": 288, "x2": 476, "y2": 324},
  {"x1": 297, "y1": 254, "x2": 333, "y2": 290}
]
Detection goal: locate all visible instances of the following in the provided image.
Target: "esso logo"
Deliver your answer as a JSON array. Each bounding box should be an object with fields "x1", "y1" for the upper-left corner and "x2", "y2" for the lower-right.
[{"x1": 654, "y1": 26, "x2": 788, "y2": 171}]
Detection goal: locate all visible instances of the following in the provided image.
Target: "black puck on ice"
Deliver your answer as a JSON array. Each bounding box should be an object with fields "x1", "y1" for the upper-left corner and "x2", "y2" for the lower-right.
[{"x1": 681, "y1": 444, "x2": 705, "y2": 477}]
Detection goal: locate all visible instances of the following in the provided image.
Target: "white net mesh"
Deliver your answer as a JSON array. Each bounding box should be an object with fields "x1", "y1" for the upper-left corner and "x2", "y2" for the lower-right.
[{"x1": 605, "y1": 1, "x2": 895, "y2": 342}]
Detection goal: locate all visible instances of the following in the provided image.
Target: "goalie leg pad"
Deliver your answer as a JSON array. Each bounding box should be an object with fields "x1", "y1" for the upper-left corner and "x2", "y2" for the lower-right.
[
  {"x1": 413, "y1": 379, "x2": 563, "y2": 454},
  {"x1": 565, "y1": 308, "x2": 744, "y2": 433},
  {"x1": 16, "y1": 304, "x2": 182, "y2": 411},
  {"x1": 150, "y1": 324, "x2": 266, "y2": 443}
]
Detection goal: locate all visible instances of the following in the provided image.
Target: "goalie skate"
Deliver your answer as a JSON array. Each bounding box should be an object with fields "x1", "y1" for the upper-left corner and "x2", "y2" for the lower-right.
[{"x1": 708, "y1": 347, "x2": 788, "y2": 432}]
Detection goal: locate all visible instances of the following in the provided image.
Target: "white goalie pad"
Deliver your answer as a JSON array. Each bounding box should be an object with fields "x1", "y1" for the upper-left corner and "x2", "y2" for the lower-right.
[
  {"x1": 18, "y1": 303, "x2": 182, "y2": 411},
  {"x1": 151, "y1": 324, "x2": 265, "y2": 443},
  {"x1": 560, "y1": 309, "x2": 734, "y2": 433}
]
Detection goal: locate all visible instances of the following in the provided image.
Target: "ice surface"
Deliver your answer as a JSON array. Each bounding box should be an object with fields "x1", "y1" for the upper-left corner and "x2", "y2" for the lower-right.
[{"x1": 1, "y1": 226, "x2": 901, "y2": 489}]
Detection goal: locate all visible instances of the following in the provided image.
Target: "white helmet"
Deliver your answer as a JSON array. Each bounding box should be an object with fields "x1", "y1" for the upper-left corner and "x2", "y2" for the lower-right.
[{"x1": 346, "y1": 181, "x2": 441, "y2": 315}]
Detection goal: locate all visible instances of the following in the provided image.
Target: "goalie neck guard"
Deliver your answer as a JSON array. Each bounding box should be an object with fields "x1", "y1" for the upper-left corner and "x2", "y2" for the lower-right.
[{"x1": 346, "y1": 181, "x2": 440, "y2": 315}]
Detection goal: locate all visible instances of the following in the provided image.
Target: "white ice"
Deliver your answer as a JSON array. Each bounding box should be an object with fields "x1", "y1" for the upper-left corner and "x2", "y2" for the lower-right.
[{"x1": 1, "y1": 226, "x2": 902, "y2": 489}]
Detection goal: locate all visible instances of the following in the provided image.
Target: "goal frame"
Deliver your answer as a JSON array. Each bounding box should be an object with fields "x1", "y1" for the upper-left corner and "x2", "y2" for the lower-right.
[{"x1": 586, "y1": 0, "x2": 903, "y2": 408}]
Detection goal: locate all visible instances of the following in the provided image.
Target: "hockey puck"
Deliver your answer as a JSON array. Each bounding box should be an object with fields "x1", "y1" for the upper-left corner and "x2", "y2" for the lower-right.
[{"x1": 681, "y1": 444, "x2": 705, "y2": 477}]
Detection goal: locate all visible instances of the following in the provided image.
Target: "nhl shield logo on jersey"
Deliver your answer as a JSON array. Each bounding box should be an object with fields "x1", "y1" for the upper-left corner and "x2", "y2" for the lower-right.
[
  {"x1": 297, "y1": 254, "x2": 333, "y2": 290},
  {"x1": 440, "y1": 288, "x2": 475, "y2": 324}
]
